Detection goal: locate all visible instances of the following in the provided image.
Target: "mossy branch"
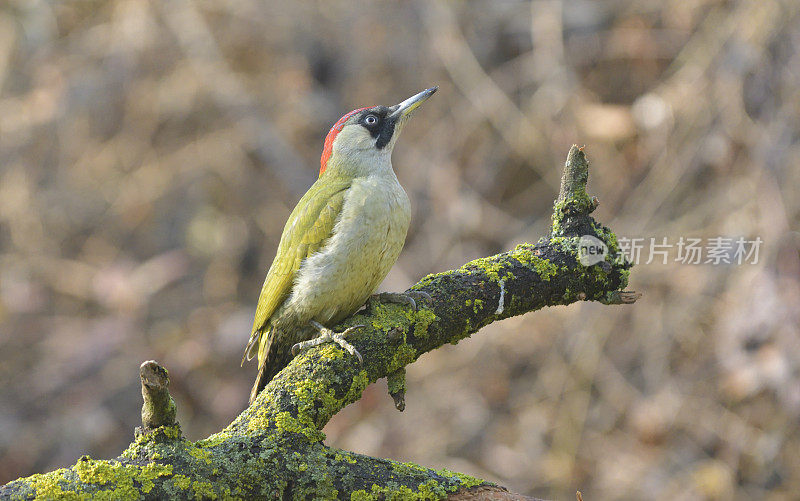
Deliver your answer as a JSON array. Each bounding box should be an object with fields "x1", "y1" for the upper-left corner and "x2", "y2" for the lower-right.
[
  {"x1": 139, "y1": 361, "x2": 178, "y2": 432},
  {"x1": 1, "y1": 146, "x2": 636, "y2": 500}
]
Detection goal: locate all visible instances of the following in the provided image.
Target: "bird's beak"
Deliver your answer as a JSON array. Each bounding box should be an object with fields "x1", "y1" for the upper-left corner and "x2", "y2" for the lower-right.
[{"x1": 389, "y1": 86, "x2": 438, "y2": 120}]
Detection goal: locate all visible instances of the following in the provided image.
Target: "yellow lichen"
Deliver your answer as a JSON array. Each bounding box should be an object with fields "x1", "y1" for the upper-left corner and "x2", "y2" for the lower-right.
[
  {"x1": 172, "y1": 474, "x2": 192, "y2": 490},
  {"x1": 69, "y1": 457, "x2": 172, "y2": 497},
  {"x1": 513, "y1": 247, "x2": 559, "y2": 281},
  {"x1": 24, "y1": 470, "x2": 73, "y2": 500},
  {"x1": 191, "y1": 480, "x2": 216, "y2": 499},
  {"x1": 187, "y1": 445, "x2": 212, "y2": 465}
]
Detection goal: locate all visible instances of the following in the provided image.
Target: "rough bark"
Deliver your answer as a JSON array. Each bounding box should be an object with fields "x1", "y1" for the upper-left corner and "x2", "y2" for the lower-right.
[{"x1": 1, "y1": 146, "x2": 637, "y2": 500}]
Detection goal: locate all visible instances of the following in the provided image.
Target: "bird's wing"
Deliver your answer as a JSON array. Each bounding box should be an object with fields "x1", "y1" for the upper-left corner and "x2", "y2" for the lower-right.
[{"x1": 244, "y1": 178, "x2": 351, "y2": 362}]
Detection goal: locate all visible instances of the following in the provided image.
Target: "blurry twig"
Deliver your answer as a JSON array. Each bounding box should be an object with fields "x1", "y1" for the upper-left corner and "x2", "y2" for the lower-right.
[
  {"x1": 424, "y1": 1, "x2": 559, "y2": 190},
  {"x1": 157, "y1": 0, "x2": 314, "y2": 197},
  {"x1": 619, "y1": 1, "x2": 784, "y2": 232}
]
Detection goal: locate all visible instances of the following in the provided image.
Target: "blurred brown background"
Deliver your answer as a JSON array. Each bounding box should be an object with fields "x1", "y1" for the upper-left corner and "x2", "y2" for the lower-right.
[{"x1": 1, "y1": 1, "x2": 799, "y2": 499}]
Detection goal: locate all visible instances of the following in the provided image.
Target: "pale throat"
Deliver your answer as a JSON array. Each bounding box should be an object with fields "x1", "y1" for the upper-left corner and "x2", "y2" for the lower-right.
[{"x1": 324, "y1": 126, "x2": 396, "y2": 178}]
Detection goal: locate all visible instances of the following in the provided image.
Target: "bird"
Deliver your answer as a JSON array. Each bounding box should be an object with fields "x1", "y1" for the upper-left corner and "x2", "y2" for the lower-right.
[{"x1": 243, "y1": 87, "x2": 437, "y2": 404}]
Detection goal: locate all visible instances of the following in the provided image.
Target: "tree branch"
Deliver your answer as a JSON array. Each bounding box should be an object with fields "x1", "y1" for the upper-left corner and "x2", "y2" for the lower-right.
[{"x1": 1, "y1": 146, "x2": 637, "y2": 500}]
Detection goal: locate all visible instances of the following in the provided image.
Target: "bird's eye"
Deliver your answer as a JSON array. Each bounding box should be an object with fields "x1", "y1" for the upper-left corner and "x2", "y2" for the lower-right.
[{"x1": 365, "y1": 115, "x2": 378, "y2": 125}]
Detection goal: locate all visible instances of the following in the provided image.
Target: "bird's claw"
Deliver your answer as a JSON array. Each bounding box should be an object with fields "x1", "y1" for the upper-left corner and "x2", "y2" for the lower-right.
[
  {"x1": 369, "y1": 291, "x2": 432, "y2": 311},
  {"x1": 292, "y1": 321, "x2": 364, "y2": 364},
  {"x1": 405, "y1": 290, "x2": 432, "y2": 308},
  {"x1": 333, "y1": 325, "x2": 364, "y2": 364}
]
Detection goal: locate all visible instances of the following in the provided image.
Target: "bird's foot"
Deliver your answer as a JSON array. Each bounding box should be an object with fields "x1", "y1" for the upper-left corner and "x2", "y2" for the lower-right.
[
  {"x1": 369, "y1": 291, "x2": 432, "y2": 311},
  {"x1": 292, "y1": 321, "x2": 364, "y2": 364}
]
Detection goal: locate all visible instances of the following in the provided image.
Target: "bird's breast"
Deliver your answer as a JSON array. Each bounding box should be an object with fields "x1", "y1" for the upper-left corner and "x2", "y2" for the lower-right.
[{"x1": 289, "y1": 175, "x2": 411, "y2": 325}]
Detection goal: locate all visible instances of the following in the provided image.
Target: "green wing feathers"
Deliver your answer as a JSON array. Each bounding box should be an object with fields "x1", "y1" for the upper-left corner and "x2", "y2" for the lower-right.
[{"x1": 243, "y1": 178, "x2": 351, "y2": 368}]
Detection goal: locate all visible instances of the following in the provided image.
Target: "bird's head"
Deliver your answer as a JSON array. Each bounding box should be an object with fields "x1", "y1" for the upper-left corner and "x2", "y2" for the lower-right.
[{"x1": 319, "y1": 87, "x2": 437, "y2": 177}]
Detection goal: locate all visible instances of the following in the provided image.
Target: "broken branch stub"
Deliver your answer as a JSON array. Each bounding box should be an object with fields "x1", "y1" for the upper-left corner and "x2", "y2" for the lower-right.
[{"x1": 139, "y1": 360, "x2": 178, "y2": 430}]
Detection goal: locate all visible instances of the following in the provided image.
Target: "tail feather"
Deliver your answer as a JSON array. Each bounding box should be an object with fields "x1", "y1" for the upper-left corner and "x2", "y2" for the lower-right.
[
  {"x1": 249, "y1": 361, "x2": 269, "y2": 405},
  {"x1": 241, "y1": 330, "x2": 260, "y2": 367},
  {"x1": 248, "y1": 332, "x2": 292, "y2": 405}
]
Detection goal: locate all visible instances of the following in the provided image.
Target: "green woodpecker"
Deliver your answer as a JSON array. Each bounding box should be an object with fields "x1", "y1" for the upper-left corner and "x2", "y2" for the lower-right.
[{"x1": 244, "y1": 87, "x2": 437, "y2": 404}]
